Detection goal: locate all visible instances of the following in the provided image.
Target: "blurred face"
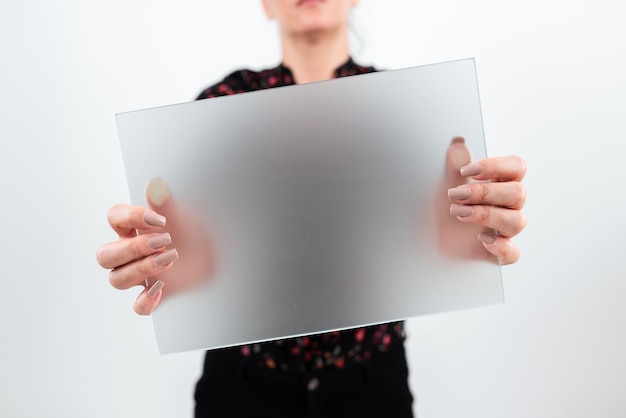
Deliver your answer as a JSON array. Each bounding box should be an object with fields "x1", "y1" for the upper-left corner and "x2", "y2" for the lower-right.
[{"x1": 262, "y1": 0, "x2": 359, "y2": 36}]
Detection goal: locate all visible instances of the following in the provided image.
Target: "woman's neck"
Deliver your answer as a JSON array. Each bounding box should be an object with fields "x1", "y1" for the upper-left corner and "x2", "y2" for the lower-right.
[{"x1": 280, "y1": 26, "x2": 350, "y2": 84}]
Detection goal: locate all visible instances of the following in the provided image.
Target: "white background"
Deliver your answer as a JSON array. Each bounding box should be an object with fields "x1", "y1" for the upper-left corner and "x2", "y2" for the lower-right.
[{"x1": 1, "y1": 0, "x2": 624, "y2": 417}]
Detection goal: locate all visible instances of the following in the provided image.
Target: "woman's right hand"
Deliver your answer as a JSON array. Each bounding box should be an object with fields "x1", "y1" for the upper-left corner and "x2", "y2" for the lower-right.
[{"x1": 96, "y1": 179, "x2": 213, "y2": 315}]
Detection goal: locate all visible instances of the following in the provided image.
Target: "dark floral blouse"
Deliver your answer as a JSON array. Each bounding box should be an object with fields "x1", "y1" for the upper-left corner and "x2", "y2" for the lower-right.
[{"x1": 197, "y1": 58, "x2": 406, "y2": 373}]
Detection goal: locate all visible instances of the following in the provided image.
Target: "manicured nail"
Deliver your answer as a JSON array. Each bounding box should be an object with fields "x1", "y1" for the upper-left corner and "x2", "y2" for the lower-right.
[
  {"x1": 144, "y1": 211, "x2": 166, "y2": 227},
  {"x1": 450, "y1": 204, "x2": 473, "y2": 217},
  {"x1": 460, "y1": 162, "x2": 482, "y2": 177},
  {"x1": 146, "y1": 178, "x2": 171, "y2": 206},
  {"x1": 450, "y1": 136, "x2": 465, "y2": 145},
  {"x1": 477, "y1": 232, "x2": 497, "y2": 245},
  {"x1": 147, "y1": 233, "x2": 172, "y2": 250},
  {"x1": 448, "y1": 185, "x2": 471, "y2": 200},
  {"x1": 147, "y1": 280, "x2": 164, "y2": 298},
  {"x1": 154, "y1": 248, "x2": 179, "y2": 266}
]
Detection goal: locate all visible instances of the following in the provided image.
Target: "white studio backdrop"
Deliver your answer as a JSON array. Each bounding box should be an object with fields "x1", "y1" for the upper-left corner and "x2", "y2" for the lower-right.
[{"x1": 1, "y1": 1, "x2": 624, "y2": 417}]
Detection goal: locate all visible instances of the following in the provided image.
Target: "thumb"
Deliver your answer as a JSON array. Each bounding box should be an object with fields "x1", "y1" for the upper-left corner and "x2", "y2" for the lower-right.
[
  {"x1": 445, "y1": 136, "x2": 472, "y2": 189},
  {"x1": 145, "y1": 178, "x2": 176, "y2": 218}
]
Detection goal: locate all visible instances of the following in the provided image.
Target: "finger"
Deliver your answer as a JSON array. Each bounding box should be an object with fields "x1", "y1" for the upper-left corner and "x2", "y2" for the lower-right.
[
  {"x1": 448, "y1": 181, "x2": 527, "y2": 210},
  {"x1": 460, "y1": 156, "x2": 527, "y2": 182},
  {"x1": 107, "y1": 204, "x2": 166, "y2": 238},
  {"x1": 108, "y1": 249, "x2": 179, "y2": 290},
  {"x1": 133, "y1": 280, "x2": 164, "y2": 316},
  {"x1": 477, "y1": 232, "x2": 521, "y2": 265},
  {"x1": 96, "y1": 232, "x2": 172, "y2": 269},
  {"x1": 450, "y1": 204, "x2": 527, "y2": 237},
  {"x1": 146, "y1": 178, "x2": 176, "y2": 220},
  {"x1": 444, "y1": 137, "x2": 472, "y2": 189}
]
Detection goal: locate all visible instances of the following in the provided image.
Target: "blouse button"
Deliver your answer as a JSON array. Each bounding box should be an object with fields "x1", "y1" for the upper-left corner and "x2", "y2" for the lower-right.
[{"x1": 307, "y1": 377, "x2": 320, "y2": 392}]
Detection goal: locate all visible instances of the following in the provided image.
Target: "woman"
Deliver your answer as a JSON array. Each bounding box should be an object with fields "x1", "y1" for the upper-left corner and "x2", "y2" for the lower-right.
[{"x1": 97, "y1": 1, "x2": 527, "y2": 417}]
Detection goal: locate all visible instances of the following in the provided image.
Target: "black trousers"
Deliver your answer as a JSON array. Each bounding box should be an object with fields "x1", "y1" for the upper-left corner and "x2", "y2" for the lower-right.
[{"x1": 194, "y1": 343, "x2": 414, "y2": 418}]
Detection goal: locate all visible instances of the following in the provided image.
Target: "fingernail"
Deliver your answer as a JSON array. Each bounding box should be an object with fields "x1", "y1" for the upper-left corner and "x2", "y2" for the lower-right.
[
  {"x1": 448, "y1": 185, "x2": 471, "y2": 200},
  {"x1": 450, "y1": 204, "x2": 473, "y2": 217},
  {"x1": 450, "y1": 136, "x2": 465, "y2": 145},
  {"x1": 477, "y1": 232, "x2": 497, "y2": 245},
  {"x1": 460, "y1": 163, "x2": 482, "y2": 177},
  {"x1": 147, "y1": 233, "x2": 172, "y2": 250},
  {"x1": 147, "y1": 280, "x2": 164, "y2": 298},
  {"x1": 144, "y1": 211, "x2": 166, "y2": 227},
  {"x1": 154, "y1": 248, "x2": 179, "y2": 266},
  {"x1": 146, "y1": 178, "x2": 171, "y2": 206}
]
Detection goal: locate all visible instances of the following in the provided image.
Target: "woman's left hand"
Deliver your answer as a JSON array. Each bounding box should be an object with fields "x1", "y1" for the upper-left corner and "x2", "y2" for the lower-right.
[{"x1": 445, "y1": 137, "x2": 527, "y2": 265}]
